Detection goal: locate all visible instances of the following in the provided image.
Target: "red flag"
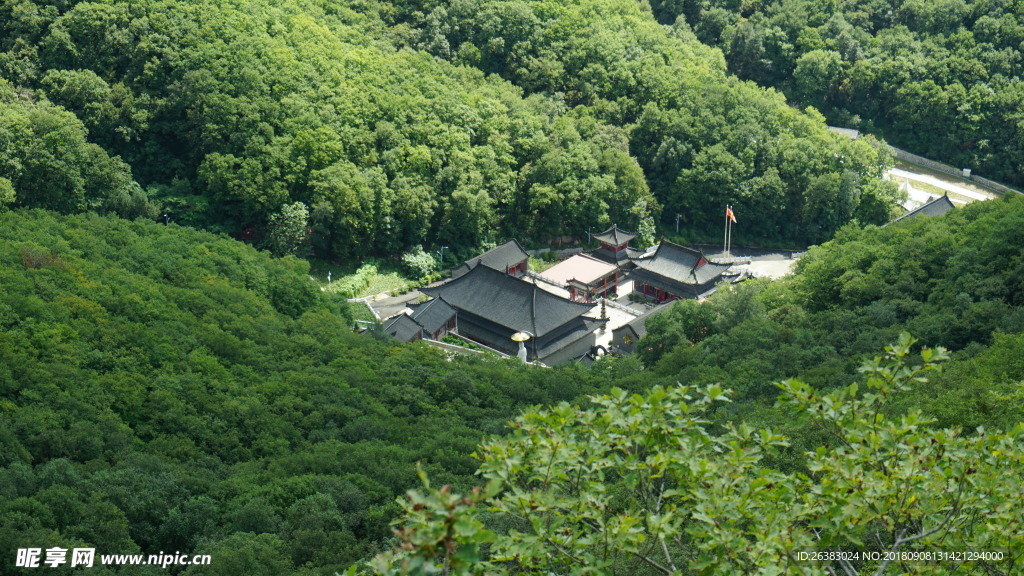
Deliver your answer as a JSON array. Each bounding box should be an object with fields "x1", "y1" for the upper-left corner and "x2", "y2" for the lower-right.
[{"x1": 726, "y1": 206, "x2": 737, "y2": 223}]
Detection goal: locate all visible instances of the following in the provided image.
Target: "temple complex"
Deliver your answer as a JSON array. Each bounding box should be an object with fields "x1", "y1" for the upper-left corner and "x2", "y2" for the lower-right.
[{"x1": 380, "y1": 229, "x2": 734, "y2": 362}]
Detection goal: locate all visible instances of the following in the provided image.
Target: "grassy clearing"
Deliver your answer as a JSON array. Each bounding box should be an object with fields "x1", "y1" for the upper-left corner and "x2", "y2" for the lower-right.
[
  {"x1": 309, "y1": 258, "x2": 415, "y2": 298},
  {"x1": 350, "y1": 301, "x2": 377, "y2": 323},
  {"x1": 359, "y1": 271, "x2": 413, "y2": 296},
  {"x1": 890, "y1": 174, "x2": 952, "y2": 198}
]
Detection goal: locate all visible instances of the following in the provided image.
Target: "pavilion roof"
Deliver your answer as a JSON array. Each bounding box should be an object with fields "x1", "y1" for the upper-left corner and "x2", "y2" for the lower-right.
[{"x1": 592, "y1": 224, "x2": 637, "y2": 246}]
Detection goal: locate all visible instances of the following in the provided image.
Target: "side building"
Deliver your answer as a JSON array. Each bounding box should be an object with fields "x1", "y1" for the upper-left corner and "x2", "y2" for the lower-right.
[
  {"x1": 381, "y1": 297, "x2": 457, "y2": 343},
  {"x1": 422, "y1": 265, "x2": 604, "y2": 365},
  {"x1": 628, "y1": 241, "x2": 731, "y2": 302},
  {"x1": 610, "y1": 303, "x2": 672, "y2": 355},
  {"x1": 451, "y1": 239, "x2": 529, "y2": 278},
  {"x1": 887, "y1": 194, "x2": 956, "y2": 226}
]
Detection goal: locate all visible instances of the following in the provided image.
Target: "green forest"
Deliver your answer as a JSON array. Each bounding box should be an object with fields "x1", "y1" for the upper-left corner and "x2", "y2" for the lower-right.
[
  {"x1": 0, "y1": 210, "x2": 651, "y2": 574},
  {"x1": 3, "y1": 196, "x2": 1023, "y2": 575},
  {"x1": 373, "y1": 195, "x2": 1024, "y2": 576},
  {"x1": 649, "y1": 0, "x2": 1024, "y2": 185},
  {"x1": 0, "y1": 0, "x2": 899, "y2": 256},
  {"x1": 1, "y1": 0, "x2": 1023, "y2": 574}
]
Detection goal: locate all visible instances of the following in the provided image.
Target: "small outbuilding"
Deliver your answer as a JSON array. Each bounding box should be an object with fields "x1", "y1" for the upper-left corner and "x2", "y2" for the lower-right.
[
  {"x1": 382, "y1": 313, "x2": 426, "y2": 343},
  {"x1": 611, "y1": 303, "x2": 672, "y2": 355},
  {"x1": 407, "y1": 297, "x2": 457, "y2": 341},
  {"x1": 379, "y1": 297, "x2": 457, "y2": 343}
]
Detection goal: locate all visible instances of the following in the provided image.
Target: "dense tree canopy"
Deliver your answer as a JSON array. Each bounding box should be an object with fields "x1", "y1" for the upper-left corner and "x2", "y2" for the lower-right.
[
  {"x1": 374, "y1": 341, "x2": 1023, "y2": 575},
  {"x1": 384, "y1": 0, "x2": 899, "y2": 244},
  {"x1": 656, "y1": 0, "x2": 1024, "y2": 186},
  {"x1": 1, "y1": 0, "x2": 663, "y2": 256},
  {"x1": 0, "y1": 79, "x2": 146, "y2": 217},
  {"x1": 0, "y1": 210, "x2": 648, "y2": 574},
  {"x1": 1, "y1": 0, "x2": 901, "y2": 259}
]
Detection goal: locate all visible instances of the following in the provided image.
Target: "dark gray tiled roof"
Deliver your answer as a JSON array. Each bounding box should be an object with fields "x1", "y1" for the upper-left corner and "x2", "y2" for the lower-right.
[
  {"x1": 408, "y1": 297, "x2": 456, "y2": 335},
  {"x1": 454, "y1": 240, "x2": 529, "y2": 276},
  {"x1": 422, "y1": 265, "x2": 595, "y2": 337},
  {"x1": 625, "y1": 247, "x2": 647, "y2": 259},
  {"x1": 383, "y1": 314, "x2": 423, "y2": 342},
  {"x1": 888, "y1": 195, "x2": 956, "y2": 225},
  {"x1": 587, "y1": 246, "x2": 632, "y2": 265},
  {"x1": 592, "y1": 224, "x2": 637, "y2": 246},
  {"x1": 630, "y1": 241, "x2": 731, "y2": 287},
  {"x1": 624, "y1": 303, "x2": 673, "y2": 339},
  {"x1": 535, "y1": 317, "x2": 604, "y2": 359}
]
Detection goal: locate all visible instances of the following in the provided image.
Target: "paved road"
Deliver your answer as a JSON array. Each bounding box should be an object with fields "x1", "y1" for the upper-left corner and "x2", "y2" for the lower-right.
[
  {"x1": 368, "y1": 291, "x2": 423, "y2": 320},
  {"x1": 703, "y1": 248, "x2": 801, "y2": 280},
  {"x1": 889, "y1": 168, "x2": 996, "y2": 203}
]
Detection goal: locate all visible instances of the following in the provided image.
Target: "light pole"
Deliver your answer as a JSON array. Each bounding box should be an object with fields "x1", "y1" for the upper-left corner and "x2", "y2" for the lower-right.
[{"x1": 436, "y1": 246, "x2": 448, "y2": 268}]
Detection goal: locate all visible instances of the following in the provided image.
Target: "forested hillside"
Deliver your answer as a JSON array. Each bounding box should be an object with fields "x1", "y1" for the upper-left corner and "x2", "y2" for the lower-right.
[
  {"x1": 2, "y1": 0, "x2": 1023, "y2": 573},
  {"x1": 1, "y1": 0, "x2": 895, "y2": 256},
  {"x1": 371, "y1": 190, "x2": 1024, "y2": 576},
  {"x1": 641, "y1": 194, "x2": 1024, "y2": 429},
  {"x1": 4, "y1": 195, "x2": 1022, "y2": 576},
  {"x1": 384, "y1": 0, "x2": 900, "y2": 243},
  {"x1": 653, "y1": 0, "x2": 1024, "y2": 185},
  {"x1": 0, "y1": 210, "x2": 647, "y2": 575}
]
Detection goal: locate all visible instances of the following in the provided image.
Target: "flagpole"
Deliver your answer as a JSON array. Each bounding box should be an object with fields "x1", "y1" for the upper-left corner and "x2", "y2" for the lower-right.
[
  {"x1": 724, "y1": 202, "x2": 733, "y2": 254},
  {"x1": 726, "y1": 205, "x2": 732, "y2": 256}
]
